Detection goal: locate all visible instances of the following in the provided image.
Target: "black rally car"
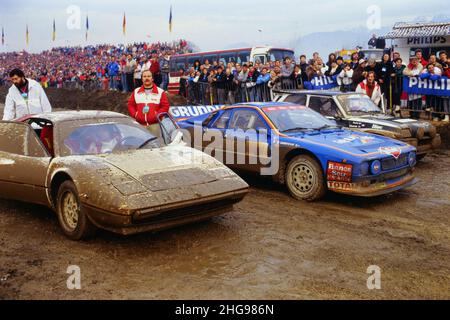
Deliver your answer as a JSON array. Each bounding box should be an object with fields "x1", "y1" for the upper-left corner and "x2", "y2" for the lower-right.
[{"x1": 274, "y1": 90, "x2": 441, "y2": 159}]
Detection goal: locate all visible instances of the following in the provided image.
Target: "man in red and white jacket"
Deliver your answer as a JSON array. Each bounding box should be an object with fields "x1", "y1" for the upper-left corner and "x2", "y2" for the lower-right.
[
  {"x1": 128, "y1": 70, "x2": 169, "y2": 126},
  {"x1": 355, "y1": 71, "x2": 382, "y2": 106}
]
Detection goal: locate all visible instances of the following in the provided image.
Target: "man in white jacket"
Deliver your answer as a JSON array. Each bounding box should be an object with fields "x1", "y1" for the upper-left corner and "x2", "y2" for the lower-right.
[
  {"x1": 2, "y1": 69, "x2": 52, "y2": 121},
  {"x1": 355, "y1": 71, "x2": 382, "y2": 106}
]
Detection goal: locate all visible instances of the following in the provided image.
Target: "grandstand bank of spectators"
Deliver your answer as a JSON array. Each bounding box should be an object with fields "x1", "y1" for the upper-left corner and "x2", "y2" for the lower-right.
[{"x1": 0, "y1": 39, "x2": 190, "y2": 92}]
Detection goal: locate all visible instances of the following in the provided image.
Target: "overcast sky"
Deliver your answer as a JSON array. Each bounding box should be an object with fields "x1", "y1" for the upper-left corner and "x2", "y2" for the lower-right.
[{"x1": 0, "y1": 0, "x2": 448, "y2": 54}]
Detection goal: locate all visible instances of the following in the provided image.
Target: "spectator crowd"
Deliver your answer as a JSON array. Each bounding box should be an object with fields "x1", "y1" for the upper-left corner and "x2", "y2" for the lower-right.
[
  {"x1": 0, "y1": 39, "x2": 190, "y2": 92},
  {"x1": 1, "y1": 40, "x2": 449, "y2": 121},
  {"x1": 180, "y1": 48, "x2": 449, "y2": 121}
]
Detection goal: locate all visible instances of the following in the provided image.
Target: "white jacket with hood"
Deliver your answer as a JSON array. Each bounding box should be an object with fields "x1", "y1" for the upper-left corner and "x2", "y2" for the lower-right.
[{"x1": 3, "y1": 78, "x2": 52, "y2": 121}]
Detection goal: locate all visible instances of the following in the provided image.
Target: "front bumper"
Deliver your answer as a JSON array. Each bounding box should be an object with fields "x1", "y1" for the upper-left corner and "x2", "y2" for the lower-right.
[
  {"x1": 401, "y1": 134, "x2": 441, "y2": 155},
  {"x1": 327, "y1": 172, "x2": 417, "y2": 197},
  {"x1": 82, "y1": 188, "x2": 248, "y2": 235}
]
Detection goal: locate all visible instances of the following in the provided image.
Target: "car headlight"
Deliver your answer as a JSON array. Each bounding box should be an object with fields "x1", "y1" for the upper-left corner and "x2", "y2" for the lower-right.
[
  {"x1": 408, "y1": 152, "x2": 416, "y2": 167},
  {"x1": 370, "y1": 160, "x2": 381, "y2": 175},
  {"x1": 360, "y1": 162, "x2": 369, "y2": 176}
]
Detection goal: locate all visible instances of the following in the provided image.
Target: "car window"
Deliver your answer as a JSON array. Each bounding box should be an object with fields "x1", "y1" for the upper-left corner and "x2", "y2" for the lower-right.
[
  {"x1": 263, "y1": 106, "x2": 335, "y2": 132},
  {"x1": 59, "y1": 120, "x2": 160, "y2": 156},
  {"x1": 308, "y1": 97, "x2": 341, "y2": 117},
  {"x1": 0, "y1": 122, "x2": 47, "y2": 157},
  {"x1": 337, "y1": 94, "x2": 382, "y2": 115},
  {"x1": 285, "y1": 94, "x2": 307, "y2": 105},
  {"x1": 228, "y1": 110, "x2": 267, "y2": 130},
  {"x1": 211, "y1": 110, "x2": 232, "y2": 129}
]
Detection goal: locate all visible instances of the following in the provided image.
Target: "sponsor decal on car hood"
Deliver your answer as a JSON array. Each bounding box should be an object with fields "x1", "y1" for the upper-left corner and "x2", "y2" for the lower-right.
[
  {"x1": 288, "y1": 130, "x2": 406, "y2": 155},
  {"x1": 378, "y1": 146, "x2": 402, "y2": 159}
]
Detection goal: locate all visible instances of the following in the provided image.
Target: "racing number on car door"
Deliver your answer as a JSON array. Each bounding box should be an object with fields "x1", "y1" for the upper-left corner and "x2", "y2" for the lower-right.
[
  {"x1": 0, "y1": 122, "x2": 51, "y2": 205},
  {"x1": 226, "y1": 109, "x2": 269, "y2": 172}
]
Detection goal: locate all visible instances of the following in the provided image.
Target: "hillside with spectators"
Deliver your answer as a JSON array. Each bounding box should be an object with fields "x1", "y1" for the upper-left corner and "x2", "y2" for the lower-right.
[{"x1": 0, "y1": 39, "x2": 191, "y2": 91}]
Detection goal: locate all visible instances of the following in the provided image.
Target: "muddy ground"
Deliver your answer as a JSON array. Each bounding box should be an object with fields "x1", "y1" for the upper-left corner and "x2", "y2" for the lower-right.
[
  {"x1": 0, "y1": 90, "x2": 450, "y2": 299},
  {"x1": 0, "y1": 149, "x2": 449, "y2": 299}
]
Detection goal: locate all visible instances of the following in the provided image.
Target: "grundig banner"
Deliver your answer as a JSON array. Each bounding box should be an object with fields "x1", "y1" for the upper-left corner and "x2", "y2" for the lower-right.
[{"x1": 169, "y1": 105, "x2": 222, "y2": 120}]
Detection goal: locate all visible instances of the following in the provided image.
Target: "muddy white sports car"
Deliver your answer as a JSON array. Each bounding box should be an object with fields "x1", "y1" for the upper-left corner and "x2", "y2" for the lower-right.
[{"x1": 0, "y1": 111, "x2": 248, "y2": 240}]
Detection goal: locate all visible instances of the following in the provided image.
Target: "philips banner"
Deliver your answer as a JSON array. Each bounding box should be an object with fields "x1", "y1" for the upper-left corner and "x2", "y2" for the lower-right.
[
  {"x1": 304, "y1": 75, "x2": 339, "y2": 90},
  {"x1": 403, "y1": 76, "x2": 450, "y2": 97},
  {"x1": 169, "y1": 105, "x2": 222, "y2": 120}
]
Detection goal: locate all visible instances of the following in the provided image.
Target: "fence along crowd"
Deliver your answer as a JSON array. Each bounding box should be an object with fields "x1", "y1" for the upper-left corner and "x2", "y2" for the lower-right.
[{"x1": 1, "y1": 42, "x2": 449, "y2": 121}]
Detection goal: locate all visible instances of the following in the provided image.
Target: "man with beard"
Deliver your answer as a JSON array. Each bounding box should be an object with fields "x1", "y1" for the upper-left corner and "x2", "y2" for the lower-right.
[{"x1": 3, "y1": 68, "x2": 52, "y2": 120}]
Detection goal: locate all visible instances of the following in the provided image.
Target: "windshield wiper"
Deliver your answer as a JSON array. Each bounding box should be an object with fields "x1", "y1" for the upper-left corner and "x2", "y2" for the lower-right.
[
  {"x1": 280, "y1": 127, "x2": 312, "y2": 133},
  {"x1": 138, "y1": 137, "x2": 158, "y2": 149},
  {"x1": 317, "y1": 124, "x2": 341, "y2": 130}
]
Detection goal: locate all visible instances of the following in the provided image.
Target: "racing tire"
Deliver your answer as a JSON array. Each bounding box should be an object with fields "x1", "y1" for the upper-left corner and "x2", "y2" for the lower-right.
[
  {"x1": 56, "y1": 180, "x2": 96, "y2": 240},
  {"x1": 285, "y1": 155, "x2": 326, "y2": 201}
]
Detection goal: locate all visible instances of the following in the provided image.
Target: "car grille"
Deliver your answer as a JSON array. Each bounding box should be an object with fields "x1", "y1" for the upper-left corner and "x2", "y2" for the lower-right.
[{"x1": 381, "y1": 154, "x2": 408, "y2": 171}]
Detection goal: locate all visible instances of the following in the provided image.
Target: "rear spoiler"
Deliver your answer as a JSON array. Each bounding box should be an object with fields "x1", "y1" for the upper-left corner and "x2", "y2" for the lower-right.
[{"x1": 169, "y1": 105, "x2": 224, "y2": 122}]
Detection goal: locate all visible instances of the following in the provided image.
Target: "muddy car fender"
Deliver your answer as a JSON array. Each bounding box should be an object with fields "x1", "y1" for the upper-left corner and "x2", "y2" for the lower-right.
[{"x1": 46, "y1": 158, "x2": 129, "y2": 214}]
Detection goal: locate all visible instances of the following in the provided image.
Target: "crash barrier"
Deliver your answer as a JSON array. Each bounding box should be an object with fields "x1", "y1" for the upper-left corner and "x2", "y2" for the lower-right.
[
  {"x1": 185, "y1": 77, "x2": 302, "y2": 105},
  {"x1": 387, "y1": 75, "x2": 450, "y2": 120}
]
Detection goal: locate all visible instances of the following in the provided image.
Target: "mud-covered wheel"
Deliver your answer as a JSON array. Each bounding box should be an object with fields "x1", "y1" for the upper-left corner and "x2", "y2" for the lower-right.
[
  {"x1": 56, "y1": 180, "x2": 96, "y2": 240},
  {"x1": 285, "y1": 155, "x2": 326, "y2": 201}
]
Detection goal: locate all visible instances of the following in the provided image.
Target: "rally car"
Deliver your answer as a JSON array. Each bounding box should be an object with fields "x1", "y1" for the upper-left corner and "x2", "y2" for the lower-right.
[
  {"x1": 273, "y1": 90, "x2": 441, "y2": 159},
  {"x1": 0, "y1": 111, "x2": 248, "y2": 240},
  {"x1": 178, "y1": 102, "x2": 418, "y2": 201}
]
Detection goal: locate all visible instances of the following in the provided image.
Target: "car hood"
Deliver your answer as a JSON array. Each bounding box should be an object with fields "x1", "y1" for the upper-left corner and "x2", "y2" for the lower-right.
[
  {"x1": 349, "y1": 114, "x2": 434, "y2": 131},
  {"x1": 347, "y1": 114, "x2": 410, "y2": 129},
  {"x1": 285, "y1": 129, "x2": 411, "y2": 156},
  {"x1": 99, "y1": 145, "x2": 230, "y2": 190},
  {"x1": 56, "y1": 145, "x2": 248, "y2": 215}
]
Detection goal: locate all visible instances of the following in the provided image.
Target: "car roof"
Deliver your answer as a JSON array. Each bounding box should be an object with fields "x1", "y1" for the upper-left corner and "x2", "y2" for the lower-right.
[
  {"x1": 30, "y1": 110, "x2": 128, "y2": 123},
  {"x1": 274, "y1": 90, "x2": 362, "y2": 97},
  {"x1": 224, "y1": 102, "x2": 297, "y2": 109}
]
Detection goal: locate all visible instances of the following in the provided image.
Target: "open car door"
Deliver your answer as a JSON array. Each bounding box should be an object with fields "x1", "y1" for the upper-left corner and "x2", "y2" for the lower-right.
[
  {"x1": 0, "y1": 121, "x2": 51, "y2": 205},
  {"x1": 157, "y1": 113, "x2": 183, "y2": 145}
]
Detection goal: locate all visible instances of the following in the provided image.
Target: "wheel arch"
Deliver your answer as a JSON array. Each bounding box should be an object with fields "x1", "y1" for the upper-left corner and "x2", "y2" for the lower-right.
[
  {"x1": 277, "y1": 148, "x2": 324, "y2": 185},
  {"x1": 50, "y1": 171, "x2": 74, "y2": 208}
]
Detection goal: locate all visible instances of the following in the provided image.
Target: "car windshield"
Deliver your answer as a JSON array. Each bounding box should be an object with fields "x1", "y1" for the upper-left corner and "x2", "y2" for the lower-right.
[
  {"x1": 337, "y1": 94, "x2": 382, "y2": 115},
  {"x1": 262, "y1": 105, "x2": 336, "y2": 132},
  {"x1": 59, "y1": 119, "x2": 160, "y2": 156}
]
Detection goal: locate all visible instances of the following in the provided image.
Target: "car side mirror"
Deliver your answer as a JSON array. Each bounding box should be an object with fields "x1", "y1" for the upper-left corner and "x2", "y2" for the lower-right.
[{"x1": 157, "y1": 113, "x2": 183, "y2": 145}]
